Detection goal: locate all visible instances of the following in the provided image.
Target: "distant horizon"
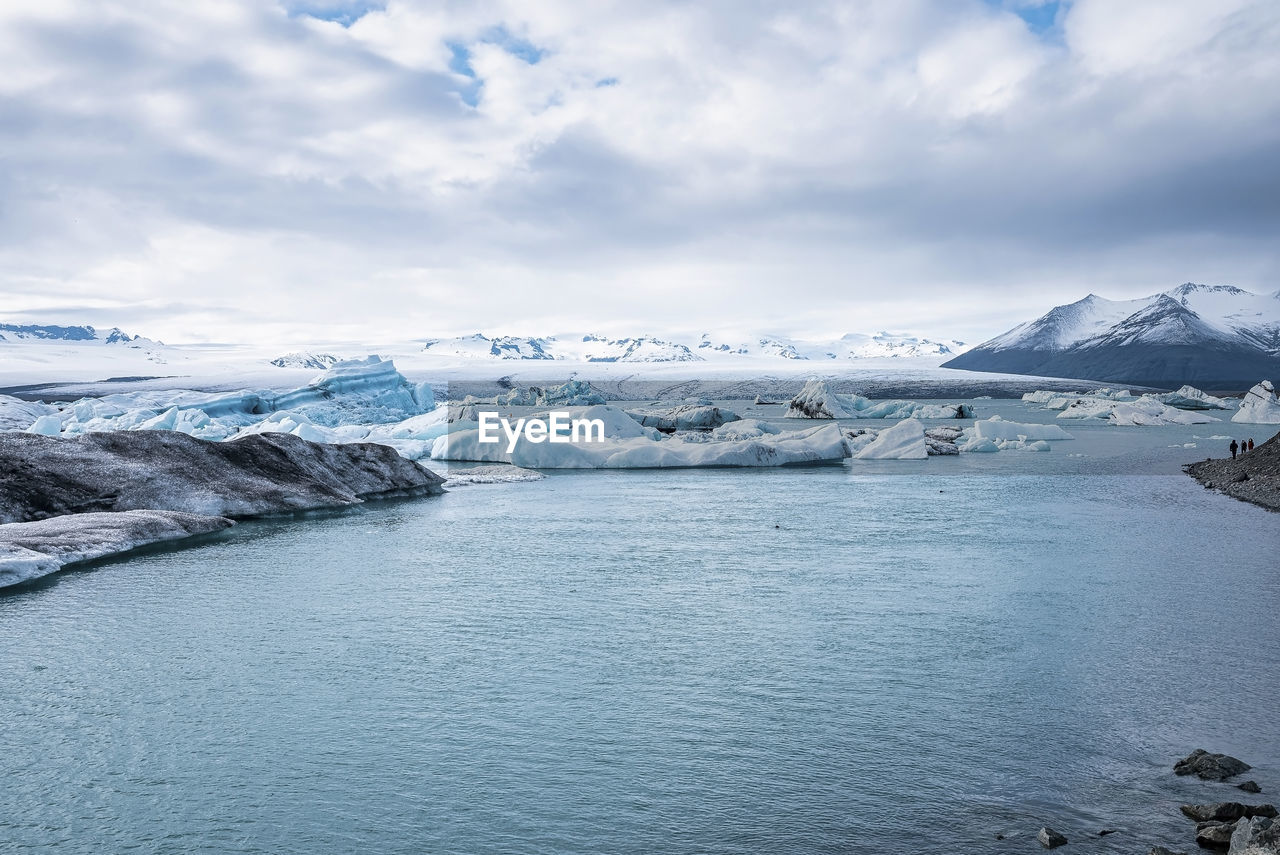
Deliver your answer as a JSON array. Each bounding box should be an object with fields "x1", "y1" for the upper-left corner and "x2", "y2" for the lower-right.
[
  {"x1": 2, "y1": 279, "x2": 1274, "y2": 350},
  {"x1": 3, "y1": 1, "x2": 1278, "y2": 345}
]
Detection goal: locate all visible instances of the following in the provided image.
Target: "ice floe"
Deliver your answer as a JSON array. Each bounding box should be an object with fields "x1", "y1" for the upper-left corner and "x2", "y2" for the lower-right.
[
  {"x1": 853, "y1": 419, "x2": 928, "y2": 459},
  {"x1": 784, "y1": 379, "x2": 973, "y2": 420},
  {"x1": 1057, "y1": 396, "x2": 1220, "y2": 425},
  {"x1": 1153, "y1": 385, "x2": 1231, "y2": 410},
  {"x1": 443, "y1": 465, "x2": 546, "y2": 486},
  {"x1": 463, "y1": 379, "x2": 606, "y2": 407},
  {"x1": 624, "y1": 404, "x2": 740, "y2": 432},
  {"x1": 432, "y1": 405, "x2": 847, "y2": 468},
  {"x1": 1232, "y1": 381, "x2": 1280, "y2": 424}
]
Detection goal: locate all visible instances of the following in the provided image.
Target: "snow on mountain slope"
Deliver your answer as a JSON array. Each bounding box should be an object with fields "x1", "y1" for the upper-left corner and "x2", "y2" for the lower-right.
[
  {"x1": 417, "y1": 330, "x2": 969, "y2": 365},
  {"x1": 978, "y1": 294, "x2": 1149, "y2": 353},
  {"x1": 694, "y1": 332, "x2": 965, "y2": 361},
  {"x1": 944, "y1": 283, "x2": 1280, "y2": 388}
]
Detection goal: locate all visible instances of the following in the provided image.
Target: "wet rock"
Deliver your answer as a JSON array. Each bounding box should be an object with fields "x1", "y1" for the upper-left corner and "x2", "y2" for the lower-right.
[
  {"x1": 1240, "y1": 783, "x2": 1264, "y2": 795},
  {"x1": 1197, "y1": 820, "x2": 1240, "y2": 850},
  {"x1": 1184, "y1": 804, "x2": 1248, "y2": 823},
  {"x1": 1229, "y1": 816, "x2": 1278, "y2": 855},
  {"x1": 1176, "y1": 750, "x2": 1253, "y2": 781},
  {"x1": 1038, "y1": 827, "x2": 1069, "y2": 848}
]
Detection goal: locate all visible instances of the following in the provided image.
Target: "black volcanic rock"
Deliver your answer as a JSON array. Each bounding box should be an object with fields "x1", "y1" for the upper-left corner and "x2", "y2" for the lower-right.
[{"x1": 1174, "y1": 749, "x2": 1253, "y2": 781}]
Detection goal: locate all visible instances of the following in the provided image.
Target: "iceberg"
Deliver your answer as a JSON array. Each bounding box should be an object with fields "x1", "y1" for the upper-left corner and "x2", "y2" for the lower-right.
[
  {"x1": 784, "y1": 379, "x2": 973, "y2": 420},
  {"x1": 853, "y1": 419, "x2": 928, "y2": 460},
  {"x1": 624, "y1": 404, "x2": 741, "y2": 432},
  {"x1": 463, "y1": 379, "x2": 606, "y2": 408},
  {"x1": 1233, "y1": 381, "x2": 1280, "y2": 424},
  {"x1": 1058, "y1": 396, "x2": 1219, "y2": 425},
  {"x1": 431, "y1": 405, "x2": 847, "y2": 469},
  {"x1": 968, "y1": 416, "x2": 1074, "y2": 442},
  {"x1": 443, "y1": 465, "x2": 546, "y2": 486},
  {"x1": 1154, "y1": 385, "x2": 1231, "y2": 410}
]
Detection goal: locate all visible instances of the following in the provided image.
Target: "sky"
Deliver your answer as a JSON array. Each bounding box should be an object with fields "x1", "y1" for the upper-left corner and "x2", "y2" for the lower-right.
[{"x1": 1, "y1": 0, "x2": 1278, "y2": 347}]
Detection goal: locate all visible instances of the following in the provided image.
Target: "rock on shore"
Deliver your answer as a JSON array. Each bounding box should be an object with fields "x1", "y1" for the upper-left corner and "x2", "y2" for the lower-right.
[{"x1": 1184, "y1": 435, "x2": 1280, "y2": 512}]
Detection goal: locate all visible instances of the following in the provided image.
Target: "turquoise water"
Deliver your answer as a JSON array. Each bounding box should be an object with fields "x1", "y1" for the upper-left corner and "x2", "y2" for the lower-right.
[{"x1": 3, "y1": 410, "x2": 1279, "y2": 853}]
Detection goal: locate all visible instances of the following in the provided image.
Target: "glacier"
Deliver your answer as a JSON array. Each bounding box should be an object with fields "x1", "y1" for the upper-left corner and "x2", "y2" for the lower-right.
[{"x1": 14, "y1": 356, "x2": 437, "y2": 441}]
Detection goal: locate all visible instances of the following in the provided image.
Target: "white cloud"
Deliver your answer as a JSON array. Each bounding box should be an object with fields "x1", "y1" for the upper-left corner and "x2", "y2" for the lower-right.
[{"x1": 0, "y1": 0, "x2": 1277, "y2": 346}]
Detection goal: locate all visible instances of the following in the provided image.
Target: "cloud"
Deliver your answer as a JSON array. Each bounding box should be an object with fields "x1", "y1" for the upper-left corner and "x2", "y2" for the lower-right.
[{"x1": 0, "y1": 0, "x2": 1277, "y2": 345}]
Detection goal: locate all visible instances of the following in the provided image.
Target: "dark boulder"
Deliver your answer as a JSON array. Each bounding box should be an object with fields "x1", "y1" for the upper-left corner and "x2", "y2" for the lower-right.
[
  {"x1": 1038, "y1": 827, "x2": 1069, "y2": 848},
  {"x1": 1196, "y1": 820, "x2": 1239, "y2": 849},
  {"x1": 1176, "y1": 750, "x2": 1253, "y2": 782}
]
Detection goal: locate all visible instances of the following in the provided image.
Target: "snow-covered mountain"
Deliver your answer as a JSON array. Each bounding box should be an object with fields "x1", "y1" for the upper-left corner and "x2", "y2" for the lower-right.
[
  {"x1": 944, "y1": 284, "x2": 1280, "y2": 388},
  {"x1": 0, "y1": 323, "x2": 145, "y2": 345},
  {"x1": 421, "y1": 331, "x2": 963, "y2": 364}
]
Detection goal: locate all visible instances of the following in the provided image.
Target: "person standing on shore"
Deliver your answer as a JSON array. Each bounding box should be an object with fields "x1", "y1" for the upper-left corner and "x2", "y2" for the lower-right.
[
  {"x1": 1230, "y1": 439, "x2": 1238, "y2": 459},
  {"x1": 1248, "y1": 438, "x2": 1255, "y2": 451}
]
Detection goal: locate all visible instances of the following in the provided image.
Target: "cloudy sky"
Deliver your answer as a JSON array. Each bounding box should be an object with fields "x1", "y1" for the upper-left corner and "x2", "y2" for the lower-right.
[{"x1": 1, "y1": 0, "x2": 1278, "y2": 346}]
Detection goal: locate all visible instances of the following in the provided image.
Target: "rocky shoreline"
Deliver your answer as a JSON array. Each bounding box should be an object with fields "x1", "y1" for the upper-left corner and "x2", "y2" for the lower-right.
[
  {"x1": 1185, "y1": 433, "x2": 1280, "y2": 512},
  {"x1": 1005, "y1": 750, "x2": 1278, "y2": 853},
  {"x1": 0, "y1": 431, "x2": 445, "y2": 588}
]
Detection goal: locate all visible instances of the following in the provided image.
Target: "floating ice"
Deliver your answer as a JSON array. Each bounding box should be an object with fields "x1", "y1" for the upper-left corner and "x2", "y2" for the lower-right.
[
  {"x1": 969, "y1": 416, "x2": 1074, "y2": 442},
  {"x1": 1154, "y1": 385, "x2": 1231, "y2": 410},
  {"x1": 1056, "y1": 396, "x2": 1219, "y2": 426},
  {"x1": 443, "y1": 465, "x2": 546, "y2": 486},
  {"x1": 784, "y1": 379, "x2": 972, "y2": 420},
  {"x1": 853, "y1": 419, "x2": 928, "y2": 460},
  {"x1": 625, "y1": 404, "x2": 740, "y2": 432},
  {"x1": 1233, "y1": 381, "x2": 1280, "y2": 424},
  {"x1": 432, "y1": 405, "x2": 847, "y2": 468}
]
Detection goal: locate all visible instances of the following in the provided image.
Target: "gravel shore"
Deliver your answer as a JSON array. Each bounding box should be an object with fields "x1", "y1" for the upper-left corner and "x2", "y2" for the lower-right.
[{"x1": 1184, "y1": 432, "x2": 1280, "y2": 512}]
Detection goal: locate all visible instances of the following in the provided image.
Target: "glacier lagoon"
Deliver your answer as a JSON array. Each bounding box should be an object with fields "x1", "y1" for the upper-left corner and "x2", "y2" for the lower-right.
[{"x1": 2, "y1": 401, "x2": 1279, "y2": 854}]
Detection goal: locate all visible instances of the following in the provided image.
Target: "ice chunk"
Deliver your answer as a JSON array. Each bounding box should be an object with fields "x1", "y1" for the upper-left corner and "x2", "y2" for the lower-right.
[
  {"x1": 443, "y1": 465, "x2": 545, "y2": 486},
  {"x1": 1, "y1": 395, "x2": 58, "y2": 432},
  {"x1": 958, "y1": 436, "x2": 999, "y2": 453},
  {"x1": 431, "y1": 405, "x2": 847, "y2": 468},
  {"x1": 1155, "y1": 385, "x2": 1231, "y2": 410},
  {"x1": 785, "y1": 379, "x2": 972, "y2": 420},
  {"x1": 853, "y1": 419, "x2": 928, "y2": 459},
  {"x1": 27, "y1": 414, "x2": 64, "y2": 436},
  {"x1": 969, "y1": 416, "x2": 1074, "y2": 442},
  {"x1": 1233, "y1": 380, "x2": 1280, "y2": 424},
  {"x1": 625, "y1": 404, "x2": 741, "y2": 432}
]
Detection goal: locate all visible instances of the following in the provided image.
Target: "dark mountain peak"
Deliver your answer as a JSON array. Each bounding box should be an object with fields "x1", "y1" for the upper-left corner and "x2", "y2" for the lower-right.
[{"x1": 1166, "y1": 282, "x2": 1247, "y2": 301}]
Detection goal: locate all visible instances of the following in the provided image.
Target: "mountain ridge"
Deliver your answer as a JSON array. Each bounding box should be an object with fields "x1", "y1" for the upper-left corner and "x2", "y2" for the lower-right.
[{"x1": 943, "y1": 283, "x2": 1280, "y2": 388}]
